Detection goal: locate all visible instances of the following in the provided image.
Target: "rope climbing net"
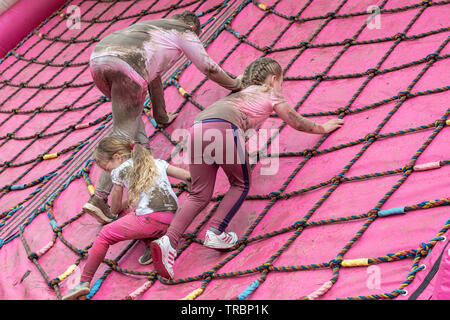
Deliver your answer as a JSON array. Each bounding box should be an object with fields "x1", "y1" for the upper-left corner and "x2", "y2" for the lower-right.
[{"x1": 0, "y1": 0, "x2": 449, "y2": 300}]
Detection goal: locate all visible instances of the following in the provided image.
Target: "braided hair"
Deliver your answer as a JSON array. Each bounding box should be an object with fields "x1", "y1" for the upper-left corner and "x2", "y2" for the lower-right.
[{"x1": 241, "y1": 57, "x2": 283, "y2": 91}]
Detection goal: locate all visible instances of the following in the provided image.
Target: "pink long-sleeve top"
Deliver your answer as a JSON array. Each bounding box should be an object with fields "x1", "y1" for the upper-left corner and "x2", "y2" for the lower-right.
[
  {"x1": 194, "y1": 85, "x2": 287, "y2": 131},
  {"x1": 90, "y1": 19, "x2": 239, "y2": 90}
]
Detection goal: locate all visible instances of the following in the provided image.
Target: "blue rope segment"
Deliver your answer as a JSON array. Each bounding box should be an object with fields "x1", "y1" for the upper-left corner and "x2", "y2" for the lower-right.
[
  {"x1": 49, "y1": 219, "x2": 59, "y2": 231},
  {"x1": 378, "y1": 207, "x2": 406, "y2": 216},
  {"x1": 86, "y1": 278, "x2": 103, "y2": 299},
  {"x1": 9, "y1": 184, "x2": 27, "y2": 191},
  {"x1": 238, "y1": 279, "x2": 260, "y2": 300}
]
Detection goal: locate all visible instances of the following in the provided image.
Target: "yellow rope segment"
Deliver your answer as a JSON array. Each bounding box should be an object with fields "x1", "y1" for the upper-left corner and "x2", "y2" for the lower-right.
[
  {"x1": 87, "y1": 185, "x2": 95, "y2": 195},
  {"x1": 257, "y1": 3, "x2": 268, "y2": 10},
  {"x1": 341, "y1": 258, "x2": 369, "y2": 267},
  {"x1": 57, "y1": 264, "x2": 77, "y2": 281},
  {"x1": 178, "y1": 87, "x2": 189, "y2": 97},
  {"x1": 43, "y1": 153, "x2": 58, "y2": 160},
  {"x1": 180, "y1": 288, "x2": 204, "y2": 300}
]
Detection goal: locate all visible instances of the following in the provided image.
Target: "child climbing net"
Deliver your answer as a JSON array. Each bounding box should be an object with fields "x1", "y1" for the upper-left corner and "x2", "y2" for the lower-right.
[{"x1": 0, "y1": 0, "x2": 449, "y2": 300}]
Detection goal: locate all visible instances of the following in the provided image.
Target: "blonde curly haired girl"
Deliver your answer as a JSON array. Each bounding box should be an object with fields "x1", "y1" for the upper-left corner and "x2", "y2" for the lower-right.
[{"x1": 63, "y1": 135, "x2": 190, "y2": 300}]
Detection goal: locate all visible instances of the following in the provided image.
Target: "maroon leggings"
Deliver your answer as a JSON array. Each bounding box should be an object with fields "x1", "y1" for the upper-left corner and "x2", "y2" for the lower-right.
[{"x1": 166, "y1": 119, "x2": 251, "y2": 248}]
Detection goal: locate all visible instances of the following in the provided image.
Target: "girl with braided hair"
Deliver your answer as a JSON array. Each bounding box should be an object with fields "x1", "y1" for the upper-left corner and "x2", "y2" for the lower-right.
[{"x1": 151, "y1": 57, "x2": 344, "y2": 279}]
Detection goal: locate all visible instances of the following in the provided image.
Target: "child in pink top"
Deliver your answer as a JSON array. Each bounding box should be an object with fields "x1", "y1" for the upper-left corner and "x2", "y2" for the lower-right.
[
  {"x1": 150, "y1": 57, "x2": 344, "y2": 279},
  {"x1": 84, "y1": 11, "x2": 241, "y2": 225},
  {"x1": 194, "y1": 83, "x2": 287, "y2": 132}
]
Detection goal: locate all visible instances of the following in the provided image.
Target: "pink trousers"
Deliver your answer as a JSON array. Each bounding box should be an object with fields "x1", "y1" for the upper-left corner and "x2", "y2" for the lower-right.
[
  {"x1": 81, "y1": 210, "x2": 173, "y2": 283},
  {"x1": 166, "y1": 119, "x2": 251, "y2": 248}
]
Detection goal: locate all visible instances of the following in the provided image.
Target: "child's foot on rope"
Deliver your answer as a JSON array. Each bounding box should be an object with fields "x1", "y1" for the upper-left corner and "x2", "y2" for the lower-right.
[
  {"x1": 62, "y1": 282, "x2": 90, "y2": 300},
  {"x1": 203, "y1": 230, "x2": 238, "y2": 249},
  {"x1": 82, "y1": 195, "x2": 115, "y2": 224},
  {"x1": 150, "y1": 236, "x2": 176, "y2": 279},
  {"x1": 138, "y1": 246, "x2": 153, "y2": 265}
]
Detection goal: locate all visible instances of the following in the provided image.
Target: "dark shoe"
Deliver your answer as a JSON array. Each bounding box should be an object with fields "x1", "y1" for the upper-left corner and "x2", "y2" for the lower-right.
[
  {"x1": 62, "y1": 282, "x2": 90, "y2": 300},
  {"x1": 138, "y1": 246, "x2": 153, "y2": 265},
  {"x1": 82, "y1": 195, "x2": 115, "y2": 224}
]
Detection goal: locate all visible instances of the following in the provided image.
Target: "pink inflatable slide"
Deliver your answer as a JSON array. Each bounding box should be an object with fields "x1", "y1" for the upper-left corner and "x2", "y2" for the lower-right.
[{"x1": 0, "y1": 0, "x2": 449, "y2": 300}]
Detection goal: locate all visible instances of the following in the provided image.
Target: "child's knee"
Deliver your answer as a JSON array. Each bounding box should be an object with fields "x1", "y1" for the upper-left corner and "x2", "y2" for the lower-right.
[{"x1": 187, "y1": 191, "x2": 211, "y2": 208}]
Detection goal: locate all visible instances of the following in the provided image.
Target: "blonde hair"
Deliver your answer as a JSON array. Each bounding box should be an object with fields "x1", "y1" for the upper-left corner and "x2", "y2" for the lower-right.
[
  {"x1": 93, "y1": 136, "x2": 158, "y2": 207},
  {"x1": 241, "y1": 57, "x2": 283, "y2": 91}
]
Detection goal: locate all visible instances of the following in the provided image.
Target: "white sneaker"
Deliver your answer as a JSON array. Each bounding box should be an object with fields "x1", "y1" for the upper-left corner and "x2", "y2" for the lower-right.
[
  {"x1": 62, "y1": 282, "x2": 90, "y2": 300},
  {"x1": 150, "y1": 236, "x2": 176, "y2": 279},
  {"x1": 203, "y1": 230, "x2": 238, "y2": 249}
]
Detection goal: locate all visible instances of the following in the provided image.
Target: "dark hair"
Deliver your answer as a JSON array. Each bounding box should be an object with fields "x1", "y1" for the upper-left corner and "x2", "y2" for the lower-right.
[
  {"x1": 241, "y1": 57, "x2": 283, "y2": 89},
  {"x1": 171, "y1": 10, "x2": 201, "y2": 36}
]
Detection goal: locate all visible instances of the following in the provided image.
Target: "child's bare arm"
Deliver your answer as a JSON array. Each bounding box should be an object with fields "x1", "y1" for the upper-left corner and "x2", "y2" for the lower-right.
[
  {"x1": 274, "y1": 102, "x2": 344, "y2": 134},
  {"x1": 167, "y1": 165, "x2": 190, "y2": 181},
  {"x1": 166, "y1": 165, "x2": 191, "y2": 189},
  {"x1": 110, "y1": 183, "x2": 124, "y2": 216}
]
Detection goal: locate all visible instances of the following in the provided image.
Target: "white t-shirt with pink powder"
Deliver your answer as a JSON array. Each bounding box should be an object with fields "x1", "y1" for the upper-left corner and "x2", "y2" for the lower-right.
[{"x1": 111, "y1": 158, "x2": 178, "y2": 216}]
